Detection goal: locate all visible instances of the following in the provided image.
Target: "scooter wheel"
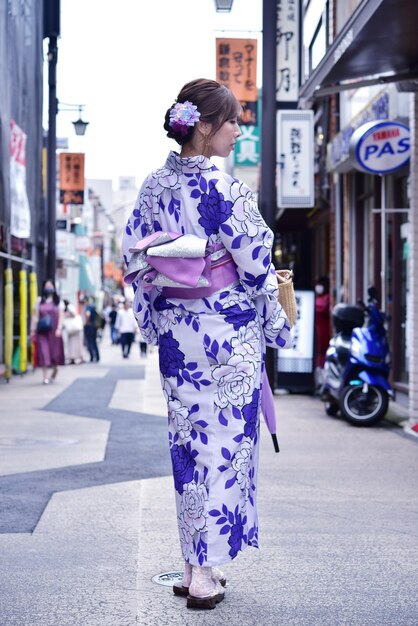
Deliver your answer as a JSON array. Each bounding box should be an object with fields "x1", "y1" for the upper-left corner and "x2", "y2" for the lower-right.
[
  {"x1": 325, "y1": 402, "x2": 339, "y2": 416},
  {"x1": 340, "y1": 384, "x2": 389, "y2": 426}
]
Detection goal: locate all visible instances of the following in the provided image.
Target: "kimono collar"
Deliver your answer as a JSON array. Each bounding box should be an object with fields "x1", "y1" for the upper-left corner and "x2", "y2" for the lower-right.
[{"x1": 165, "y1": 151, "x2": 217, "y2": 175}]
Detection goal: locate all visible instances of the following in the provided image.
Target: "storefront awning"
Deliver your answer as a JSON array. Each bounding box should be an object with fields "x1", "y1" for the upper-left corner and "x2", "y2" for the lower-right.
[{"x1": 299, "y1": 0, "x2": 418, "y2": 102}]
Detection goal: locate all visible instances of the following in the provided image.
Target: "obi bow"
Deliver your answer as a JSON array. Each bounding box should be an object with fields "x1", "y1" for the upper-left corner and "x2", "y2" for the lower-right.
[{"x1": 124, "y1": 232, "x2": 212, "y2": 290}]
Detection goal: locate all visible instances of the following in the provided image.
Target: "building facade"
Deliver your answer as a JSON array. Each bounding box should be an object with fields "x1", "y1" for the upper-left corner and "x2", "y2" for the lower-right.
[
  {"x1": 0, "y1": 2, "x2": 45, "y2": 378},
  {"x1": 298, "y1": 0, "x2": 418, "y2": 420}
]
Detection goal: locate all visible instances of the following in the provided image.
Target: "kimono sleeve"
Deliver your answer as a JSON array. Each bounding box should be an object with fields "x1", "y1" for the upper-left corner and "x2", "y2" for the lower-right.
[
  {"x1": 217, "y1": 178, "x2": 291, "y2": 349},
  {"x1": 121, "y1": 184, "x2": 159, "y2": 345}
]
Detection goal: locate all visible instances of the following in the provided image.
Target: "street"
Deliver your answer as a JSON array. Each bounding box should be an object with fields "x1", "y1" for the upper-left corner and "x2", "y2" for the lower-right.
[{"x1": 0, "y1": 331, "x2": 417, "y2": 626}]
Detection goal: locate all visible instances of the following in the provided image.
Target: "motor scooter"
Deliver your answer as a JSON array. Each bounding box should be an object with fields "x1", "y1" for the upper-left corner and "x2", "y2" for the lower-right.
[{"x1": 320, "y1": 287, "x2": 393, "y2": 426}]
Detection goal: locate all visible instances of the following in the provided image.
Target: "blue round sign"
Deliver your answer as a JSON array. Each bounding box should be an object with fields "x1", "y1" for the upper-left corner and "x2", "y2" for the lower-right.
[{"x1": 349, "y1": 120, "x2": 410, "y2": 174}]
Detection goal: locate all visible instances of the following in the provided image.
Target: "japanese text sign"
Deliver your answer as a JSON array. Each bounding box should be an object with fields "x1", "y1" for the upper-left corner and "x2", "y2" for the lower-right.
[
  {"x1": 216, "y1": 38, "x2": 258, "y2": 125},
  {"x1": 277, "y1": 110, "x2": 314, "y2": 208},
  {"x1": 276, "y1": 0, "x2": 300, "y2": 103},
  {"x1": 234, "y1": 125, "x2": 260, "y2": 167},
  {"x1": 59, "y1": 152, "x2": 85, "y2": 205}
]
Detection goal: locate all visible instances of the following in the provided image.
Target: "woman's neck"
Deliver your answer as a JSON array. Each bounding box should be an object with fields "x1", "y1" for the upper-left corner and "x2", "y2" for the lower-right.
[
  {"x1": 180, "y1": 141, "x2": 210, "y2": 159},
  {"x1": 180, "y1": 148, "x2": 200, "y2": 158}
]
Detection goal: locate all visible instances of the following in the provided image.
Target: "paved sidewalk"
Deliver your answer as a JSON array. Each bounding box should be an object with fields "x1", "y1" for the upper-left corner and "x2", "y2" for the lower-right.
[{"x1": 1, "y1": 334, "x2": 418, "y2": 625}]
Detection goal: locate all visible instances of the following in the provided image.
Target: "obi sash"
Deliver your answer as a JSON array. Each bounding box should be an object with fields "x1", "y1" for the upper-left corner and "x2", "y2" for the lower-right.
[{"x1": 124, "y1": 231, "x2": 239, "y2": 298}]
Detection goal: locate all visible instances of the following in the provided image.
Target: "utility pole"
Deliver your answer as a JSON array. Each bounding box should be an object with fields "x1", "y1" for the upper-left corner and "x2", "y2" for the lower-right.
[
  {"x1": 260, "y1": 0, "x2": 277, "y2": 390},
  {"x1": 46, "y1": 34, "x2": 58, "y2": 279},
  {"x1": 44, "y1": 0, "x2": 60, "y2": 280}
]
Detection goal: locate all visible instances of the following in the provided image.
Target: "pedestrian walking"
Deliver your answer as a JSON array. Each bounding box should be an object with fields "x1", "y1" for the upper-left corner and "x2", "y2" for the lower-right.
[
  {"x1": 30, "y1": 279, "x2": 65, "y2": 384},
  {"x1": 62, "y1": 299, "x2": 84, "y2": 364},
  {"x1": 83, "y1": 296, "x2": 100, "y2": 362},
  {"x1": 108, "y1": 303, "x2": 119, "y2": 345},
  {"x1": 115, "y1": 300, "x2": 137, "y2": 358},
  {"x1": 137, "y1": 329, "x2": 148, "y2": 358},
  {"x1": 122, "y1": 78, "x2": 291, "y2": 609}
]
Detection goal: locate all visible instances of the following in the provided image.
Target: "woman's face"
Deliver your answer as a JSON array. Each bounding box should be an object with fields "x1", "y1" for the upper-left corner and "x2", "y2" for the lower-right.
[
  {"x1": 44, "y1": 280, "x2": 54, "y2": 292},
  {"x1": 208, "y1": 116, "x2": 241, "y2": 159}
]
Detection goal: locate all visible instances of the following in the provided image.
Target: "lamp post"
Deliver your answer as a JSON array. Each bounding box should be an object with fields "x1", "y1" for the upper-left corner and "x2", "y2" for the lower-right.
[
  {"x1": 44, "y1": 0, "x2": 60, "y2": 281},
  {"x1": 45, "y1": 99, "x2": 89, "y2": 280},
  {"x1": 46, "y1": 34, "x2": 58, "y2": 281}
]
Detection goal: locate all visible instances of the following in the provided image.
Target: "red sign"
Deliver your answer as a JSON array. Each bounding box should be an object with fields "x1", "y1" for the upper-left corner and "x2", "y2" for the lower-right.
[{"x1": 59, "y1": 152, "x2": 85, "y2": 204}]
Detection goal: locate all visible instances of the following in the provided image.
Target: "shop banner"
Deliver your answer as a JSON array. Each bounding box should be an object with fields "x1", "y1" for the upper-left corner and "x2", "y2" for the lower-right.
[
  {"x1": 277, "y1": 110, "x2": 314, "y2": 208},
  {"x1": 10, "y1": 120, "x2": 31, "y2": 238},
  {"x1": 277, "y1": 289, "x2": 316, "y2": 393},
  {"x1": 216, "y1": 38, "x2": 258, "y2": 125},
  {"x1": 276, "y1": 0, "x2": 300, "y2": 103},
  {"x1": 277, "y1": 290, "x2": 315, "y2": 373},
  {"x1": 59, "y1": 152, "x2": 85, "y2": 204}
]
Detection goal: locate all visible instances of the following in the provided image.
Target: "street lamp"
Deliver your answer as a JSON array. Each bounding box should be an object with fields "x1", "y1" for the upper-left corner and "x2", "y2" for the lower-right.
[
  {"x1": 46, "y1": 98, "x2": 88, "y2": 279},
  {"x1": 59, "y1": 102, "x2": 89, "y2": 136},
  {"x1": 214, "y1": 0, "x2": 234, "y2": 12}
]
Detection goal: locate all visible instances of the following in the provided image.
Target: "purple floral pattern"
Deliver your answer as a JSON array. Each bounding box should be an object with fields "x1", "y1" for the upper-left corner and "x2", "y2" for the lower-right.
[
  {"x1": 197, "y1": 185, "x2": 233, "y2": 236},
  {"x1": 170, "y1": 442, "x2": 197, "y2": 494},
  {"x1": 122, "y1": 151, "x2": 291, "y2": 566},
  {"x1": 159, "y1": 330, "x2": 185, "y2": 377}
]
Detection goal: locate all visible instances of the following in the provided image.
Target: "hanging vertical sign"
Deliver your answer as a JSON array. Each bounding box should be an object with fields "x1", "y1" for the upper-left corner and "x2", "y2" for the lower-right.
[
  {"x1": 59, "y1": 152, "x2": 85, "y2": 204},
  {"x1": 276, "y1": 0, "x2": 300, "y2": 103},
  {"x1": 10, "y1": 120, "x2": 31, "y2": 239},
  {"x1": 277, "y1": 110, "x2": 314, "y2": 208},
  {"x1": 216, "y1": 38, "x2": 258, "y2": 125}
]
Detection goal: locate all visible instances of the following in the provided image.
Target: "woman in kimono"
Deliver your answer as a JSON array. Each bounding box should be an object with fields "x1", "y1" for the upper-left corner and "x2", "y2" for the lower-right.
[{"x1": 122, "y1": 78, "x2": 291, "y2": 610}]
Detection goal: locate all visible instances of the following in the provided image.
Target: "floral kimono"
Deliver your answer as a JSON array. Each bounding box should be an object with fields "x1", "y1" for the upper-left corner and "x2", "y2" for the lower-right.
[{"x1": 122, "y1": 151, "x2": 291, "y2": 567}]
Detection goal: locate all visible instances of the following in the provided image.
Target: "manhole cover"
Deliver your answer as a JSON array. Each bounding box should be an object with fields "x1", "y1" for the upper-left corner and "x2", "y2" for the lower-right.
[
  {"x1": 152, "y1": 571, "x2": 184, "y2": 587},
  {"x1": 0, "y1": 437, "x2": 79, "y2": 447}
]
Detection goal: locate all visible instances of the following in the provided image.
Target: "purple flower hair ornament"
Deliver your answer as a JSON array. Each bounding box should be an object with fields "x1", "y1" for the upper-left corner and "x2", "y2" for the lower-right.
[{"x1": 169, "y1": 101, "x2": 201, "y2": 137}]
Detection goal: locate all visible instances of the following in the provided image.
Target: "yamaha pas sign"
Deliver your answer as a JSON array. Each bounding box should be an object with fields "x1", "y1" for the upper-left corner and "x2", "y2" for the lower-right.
[{"x1": 349, "y1": 120, "x2": 410, "y2": 174}]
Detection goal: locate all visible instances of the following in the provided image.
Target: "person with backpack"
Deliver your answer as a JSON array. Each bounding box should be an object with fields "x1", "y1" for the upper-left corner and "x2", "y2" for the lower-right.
[{"x1": 30, "y1": 278, "x2": 65, "y2": 384}]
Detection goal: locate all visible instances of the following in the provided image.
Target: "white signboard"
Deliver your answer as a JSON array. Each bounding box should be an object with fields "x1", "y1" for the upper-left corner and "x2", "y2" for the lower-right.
[
  {"x1": 349, "y1": 120, "x2": 410, "y2": 174},
  {"x1": 276, "y1": 0, "x2": 300, "y2": 102},
  {"x1": 56, "y1": 230, "x2": 75, "y2": 260},
  {"x1": 277, "y1": 110, "x2": 314, "y2": 208},
  {"x1": 10, "y1": 120, "x2": 31, "y2": 239},
  {"x1": 277, "y1": 290, "x2": 315, "y2": 373}
]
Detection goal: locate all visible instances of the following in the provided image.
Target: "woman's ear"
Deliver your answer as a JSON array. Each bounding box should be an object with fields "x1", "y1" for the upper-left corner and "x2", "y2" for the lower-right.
[{"x1": 197, "y1": 120, "x2": 211, "y2": 136}]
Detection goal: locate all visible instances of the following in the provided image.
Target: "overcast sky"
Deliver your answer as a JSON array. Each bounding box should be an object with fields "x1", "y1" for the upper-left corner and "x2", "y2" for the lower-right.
[{"x1": 50, "y1": 0, "x2": 262, "y2": 189}]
